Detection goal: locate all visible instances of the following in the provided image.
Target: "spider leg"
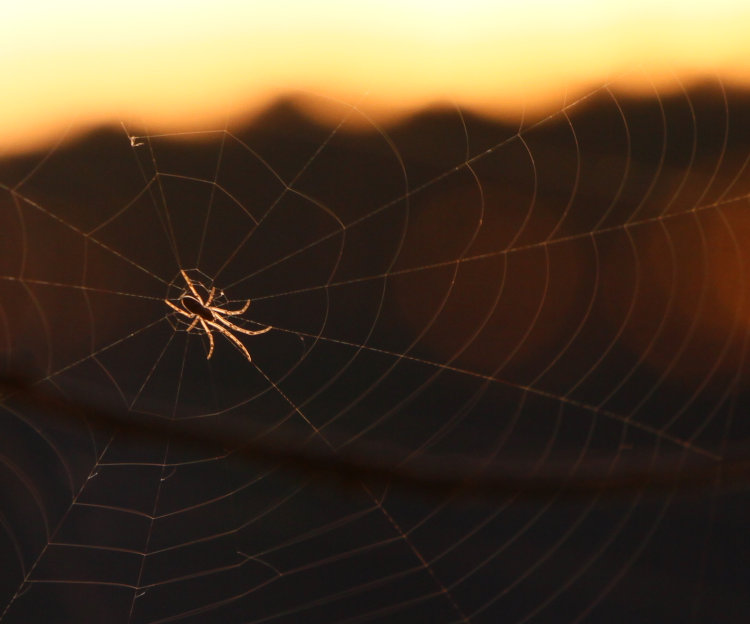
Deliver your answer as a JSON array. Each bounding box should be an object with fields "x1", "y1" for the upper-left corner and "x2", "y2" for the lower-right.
[
  {"x1": 209, "y1": 299, "x2": 250, "y2": 316},
  {"x1": 165, "y1": 299, "x2": 201, "y2": 332},
  {"x1": 181, "y1": 270, "x2": 205, "y2": 304},
  {"x1": 215, "y1": 315, "x2": 272, "y2": 336},
  {"x1": 204, "y1": 286, "x2": 216, "y2": 307},
  {"x1": 206, "y1": 320, "x2": 253, "y2": 362},
  {"x1": 165, "y1": 299, "x2": 193, "y2": 317},
  {"x1": 199, "y1": 319, "x2": 215, "y2": 359}
]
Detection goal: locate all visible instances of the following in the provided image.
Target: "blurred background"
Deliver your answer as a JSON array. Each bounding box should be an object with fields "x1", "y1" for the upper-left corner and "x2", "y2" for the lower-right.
[{"x1": 1, "y1": 2, "x2": 750, "y2": 623}]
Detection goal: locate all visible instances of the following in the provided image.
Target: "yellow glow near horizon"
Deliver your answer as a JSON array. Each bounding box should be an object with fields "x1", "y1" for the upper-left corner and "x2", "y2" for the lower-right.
[{"x1": 2, "y1": 0, "x2": 750, "y2": 154}]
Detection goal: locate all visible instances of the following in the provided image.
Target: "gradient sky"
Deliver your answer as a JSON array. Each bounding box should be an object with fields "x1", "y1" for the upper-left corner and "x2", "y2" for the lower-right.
[{"x1": 2, "y1": 0, "x2": 750, "y2": 153}]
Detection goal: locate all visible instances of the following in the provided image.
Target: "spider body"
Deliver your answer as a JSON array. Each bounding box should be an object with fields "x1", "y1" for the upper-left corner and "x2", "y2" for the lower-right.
[
  {"x1": 181, "y1": 296, "x2": 214, "y2": 321},
  {"x1": 165, "y1": 270, "x2": 271, "y2": 362}
]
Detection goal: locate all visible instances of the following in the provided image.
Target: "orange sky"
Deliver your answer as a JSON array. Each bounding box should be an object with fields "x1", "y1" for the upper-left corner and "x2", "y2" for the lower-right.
[{"x1": 2, "y1": 0, "x2": 749, "y2": 154}]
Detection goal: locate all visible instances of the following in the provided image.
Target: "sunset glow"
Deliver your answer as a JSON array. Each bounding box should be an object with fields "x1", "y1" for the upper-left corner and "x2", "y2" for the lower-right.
[{"x1": 2, "y1": 0, "x2": 749, "y2": 154}]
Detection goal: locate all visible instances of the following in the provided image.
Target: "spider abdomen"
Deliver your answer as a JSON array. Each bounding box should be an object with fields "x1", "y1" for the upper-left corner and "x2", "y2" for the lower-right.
[{"x1": 181, "y1": 296, "x2": 214, "y2": 321}]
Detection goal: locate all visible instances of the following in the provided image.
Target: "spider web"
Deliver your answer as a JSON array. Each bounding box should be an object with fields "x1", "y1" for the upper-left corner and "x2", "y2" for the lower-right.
[{"x1": 1, "y1": 73, "x2": 750, "y2": 623}]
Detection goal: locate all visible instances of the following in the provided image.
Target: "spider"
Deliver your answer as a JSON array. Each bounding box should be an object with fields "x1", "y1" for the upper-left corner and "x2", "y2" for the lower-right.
[{"x1": 164, "y1": 270, "x2": 271, "y2": 362}]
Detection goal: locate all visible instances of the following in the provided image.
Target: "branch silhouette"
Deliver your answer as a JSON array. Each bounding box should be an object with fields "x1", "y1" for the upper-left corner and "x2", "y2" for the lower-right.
[{"x1": 1, "y1": 373, "x2": 747, "y2": 501}]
